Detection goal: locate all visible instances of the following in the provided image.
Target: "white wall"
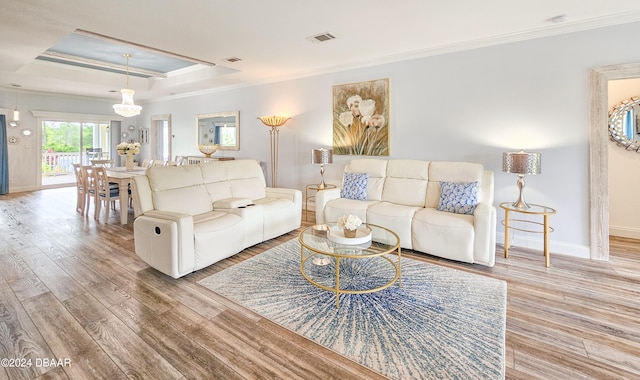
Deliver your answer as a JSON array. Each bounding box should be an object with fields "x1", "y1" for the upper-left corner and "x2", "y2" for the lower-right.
[
  {"x1": 5, "y1": 21, "x2": 640, "y2": 258},
  {"x1": 608, "y1": 78, "x2": 640, "y2": 239}
]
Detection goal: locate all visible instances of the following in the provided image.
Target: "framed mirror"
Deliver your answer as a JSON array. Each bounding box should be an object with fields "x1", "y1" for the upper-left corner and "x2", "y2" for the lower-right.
[
  {"x1": 196, "y1": 111, "x2": 240, "y2": 151},
  {"x1": 609, "y1": 96, "x2": 640, "y2": 151}
]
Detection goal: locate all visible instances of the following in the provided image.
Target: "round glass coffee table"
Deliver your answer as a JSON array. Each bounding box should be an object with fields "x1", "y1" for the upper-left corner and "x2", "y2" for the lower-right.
[{"x1": 298, "y1": 223, "x2": 402, "y2": 308}]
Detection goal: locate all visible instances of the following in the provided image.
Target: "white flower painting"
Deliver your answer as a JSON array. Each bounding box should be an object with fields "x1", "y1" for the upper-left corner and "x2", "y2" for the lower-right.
[{"x1": 333, "y1": 78, "x2": 389, "y2": 156}]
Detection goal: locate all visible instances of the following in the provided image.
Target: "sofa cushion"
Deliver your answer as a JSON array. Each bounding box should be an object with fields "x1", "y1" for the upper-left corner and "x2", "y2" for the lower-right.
[
  {"x1": 193, "y1": 211, "x2": 244, "y2": 269},
  {"x1": 382, "y1": 160, "x2": 429, "y2": 207},
  {"x1": 425, "y1": 162, "x2": 484, "y2": 208},
  {"x1": 324, "y1": 198, "x2": 379, "y2": 224},
  {"x1": 411, "y1": 208, "x2": 475, "y2": 263},
  {"x1": 367, "y1": 202, "x2": 420, "y2": 249},
  {"x1": 346, "y1": 159, "x2": 387, "y2": 201},
  {"x1": 341, "y1": 172, "x2": 369, "y2": 201},
  {"x1": 147, "y1": 165, "x2": 213, "y2": 215},
  {"x1": 201, "y1": 160, "x2": 267, "y2": 202},
  {"x1": 437, "y1": 181, "x2": 479, "y2": 215},
  {"x1": 225, "y1": 160, "x2": 267, "y2": 199}
]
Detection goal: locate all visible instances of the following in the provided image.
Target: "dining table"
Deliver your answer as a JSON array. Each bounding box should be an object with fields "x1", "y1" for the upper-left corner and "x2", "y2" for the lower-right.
[{"x1": 106, "y1": 166, "x2": 147, "y2": 224}]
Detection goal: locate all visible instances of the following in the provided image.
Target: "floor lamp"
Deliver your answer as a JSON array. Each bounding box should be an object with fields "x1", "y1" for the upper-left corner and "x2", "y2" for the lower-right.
[{"x1": 258, "y1": 115, "x2": 290, "y2": 187}]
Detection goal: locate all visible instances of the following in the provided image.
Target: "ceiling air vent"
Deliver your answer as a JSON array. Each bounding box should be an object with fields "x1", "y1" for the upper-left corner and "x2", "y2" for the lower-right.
[
  {"x1": 224, "y1": 57, "x2": 242, "y2": 63},
  {"x1": 307, "y1": 32, "x2": 337, "y2": 44}
]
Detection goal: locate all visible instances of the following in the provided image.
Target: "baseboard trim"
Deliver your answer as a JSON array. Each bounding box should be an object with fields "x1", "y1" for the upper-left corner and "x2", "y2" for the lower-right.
[
  {"x1": 609, "y1": 226, "x2": 640, "y2": 240},
  {"x1": 496, "y1": 232, "x2": 590, "y2": 259}
]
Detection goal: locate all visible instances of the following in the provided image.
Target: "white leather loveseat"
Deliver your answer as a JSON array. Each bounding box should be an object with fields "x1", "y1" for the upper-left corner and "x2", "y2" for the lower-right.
[
  {"x1": 131, "y1": 160, "x2": 302, "y2": 278},
  {"x1": 316, "y1": 159, "x2": 496, "y2": 266}
]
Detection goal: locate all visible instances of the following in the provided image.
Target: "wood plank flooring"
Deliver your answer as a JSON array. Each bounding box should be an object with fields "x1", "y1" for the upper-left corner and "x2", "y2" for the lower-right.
[{"x1": 1, "y1": 187, "x2": 639, "y2": 379}]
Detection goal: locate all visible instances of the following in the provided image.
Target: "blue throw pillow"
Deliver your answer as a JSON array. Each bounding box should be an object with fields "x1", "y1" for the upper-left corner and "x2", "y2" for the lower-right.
[
  {"x1": 340, "y1": 172, "x2": 368, "y2": 201},
  {"x1": 437, "y1": 181, "x2": 479, "y2": 215}
]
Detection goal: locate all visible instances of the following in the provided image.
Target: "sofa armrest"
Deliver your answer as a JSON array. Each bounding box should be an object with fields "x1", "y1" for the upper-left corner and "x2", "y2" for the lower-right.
[
  {"x1": 131, "y1": 175, "x2": 153, "y2": 218},
  {"x1": 266, "y1": 187, "x2": 302, "y2": 206},
  {"x1": 133, "y1": 210, "x2": 195, "y2": 278},
  {"x1": 265, "y1": 187, "x2": 302, "y2": 225},
  {"x1": 315, "y1": 187, "x2": 341, "y2": 224},
  {"x1": 473, "y1": 202, "x2": 497, "y2": 267}
]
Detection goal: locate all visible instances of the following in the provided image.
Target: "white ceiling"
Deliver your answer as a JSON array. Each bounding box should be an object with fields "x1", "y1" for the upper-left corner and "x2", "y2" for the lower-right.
[{"x1": 2, "y1": 0, "x2": 640, "y2": 102}]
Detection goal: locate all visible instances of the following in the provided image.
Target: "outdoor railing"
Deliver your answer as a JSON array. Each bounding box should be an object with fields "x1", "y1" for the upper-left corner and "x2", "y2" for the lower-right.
[
  {"x1": 42, "y1": 152, "x2": 81, "y2": 176},
  {"x1": 41, "y1": 152, "x2": 111, "y2": 176}
]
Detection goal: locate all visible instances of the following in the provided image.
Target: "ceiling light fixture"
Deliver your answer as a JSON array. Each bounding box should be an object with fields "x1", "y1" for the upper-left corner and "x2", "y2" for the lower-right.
[
  {"x1": 9, "y1": 84, "x2": 20, "y2": 127},
  {"x1": 113, "y1": 54, "x2": 142, "y2": 118}
]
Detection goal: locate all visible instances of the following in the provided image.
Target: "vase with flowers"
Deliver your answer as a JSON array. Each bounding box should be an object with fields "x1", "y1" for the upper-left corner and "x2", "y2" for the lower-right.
[
  {"x1": 337, "y1": 214, "x2": 362, "y2": 238},
  {"x1": 117, "y1": 142, "x2": 140, "y2": 171}
]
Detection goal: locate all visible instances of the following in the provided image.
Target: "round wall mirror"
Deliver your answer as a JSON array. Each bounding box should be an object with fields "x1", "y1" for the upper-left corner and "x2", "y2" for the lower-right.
[{"x1": 609, "y1": 96, "x2": 640, "y2": 151}]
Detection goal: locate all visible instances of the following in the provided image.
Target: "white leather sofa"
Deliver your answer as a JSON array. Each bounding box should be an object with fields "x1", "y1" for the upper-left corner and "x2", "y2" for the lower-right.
[
  {"x1": 131, "y1": 160, "x2": 302, "y2": 278},
  {"x1": 316, "y1": 159, "x2": 496, "y2": 266}
]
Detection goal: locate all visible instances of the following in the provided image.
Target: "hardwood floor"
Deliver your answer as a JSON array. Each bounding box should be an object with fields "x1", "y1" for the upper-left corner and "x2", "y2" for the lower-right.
[{"x1": 1, "y1": 187, "x2": 639, "y2": 379}]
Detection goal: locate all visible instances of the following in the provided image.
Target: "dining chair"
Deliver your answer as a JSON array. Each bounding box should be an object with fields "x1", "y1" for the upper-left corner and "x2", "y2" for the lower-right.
[
  {"x1": 80, "y1": 165, "x2": 95, "y2": 216},
  {"x1": 174, "y1": 156, "x2": 188, "y2": 166},
  {"x1": 73, "y1": 163, "x2": 85, "y2": 213},
  {"x1": 91, "y1": 159, "x2": 114, "y2": 167},
  {"x1": 93, "y1": 166, "x2": 120, "y2": 221},
  {"x1": 165, "y1": 160, "x2": 177, "y2": 166},
  {"x1": 141, "y1": 159, "x2": 152, "y2": 167}
]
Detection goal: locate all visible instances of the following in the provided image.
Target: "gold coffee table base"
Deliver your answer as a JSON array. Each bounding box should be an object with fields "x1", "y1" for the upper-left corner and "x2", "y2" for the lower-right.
[{"x1": 298, "y1": 223, "x2": 402, "y2": 308}]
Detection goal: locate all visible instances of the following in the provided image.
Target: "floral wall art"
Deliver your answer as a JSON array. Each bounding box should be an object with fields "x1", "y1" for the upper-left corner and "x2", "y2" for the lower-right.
[{"x1": 332, "y1": 78, "x2": 389, "y2": 156}]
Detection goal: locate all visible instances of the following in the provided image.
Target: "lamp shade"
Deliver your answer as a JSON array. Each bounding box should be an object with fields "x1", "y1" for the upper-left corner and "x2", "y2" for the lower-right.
[
  {"x1": 258, "y1": 115, "x2": 290, "y2": 127},
  {"x1": 311, "y1": 148, "x2": 333, "y2": 164},
  {"x1": 502, "y1": 151, "x2": 541, "y2": 175}
]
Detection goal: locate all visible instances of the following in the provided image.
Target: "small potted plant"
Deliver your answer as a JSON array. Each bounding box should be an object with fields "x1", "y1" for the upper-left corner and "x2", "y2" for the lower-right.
[{"x1": 337, "y1": 214, "x2": 362, "y2": 238}]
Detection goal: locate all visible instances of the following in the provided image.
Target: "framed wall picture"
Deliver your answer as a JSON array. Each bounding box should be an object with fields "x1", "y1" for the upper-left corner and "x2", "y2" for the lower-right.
[
  {"x1": 139, "y1": 128, "x2": 149, "y2": 144},
  {"x1": 332, "y1": 78, "x2": 389, "y2": 156}
]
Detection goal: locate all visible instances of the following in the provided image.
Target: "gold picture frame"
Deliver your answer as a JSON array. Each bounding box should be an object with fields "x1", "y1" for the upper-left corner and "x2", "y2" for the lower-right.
[{"x1": 332, "y1": 78, "x2": 389, "y2": 156}]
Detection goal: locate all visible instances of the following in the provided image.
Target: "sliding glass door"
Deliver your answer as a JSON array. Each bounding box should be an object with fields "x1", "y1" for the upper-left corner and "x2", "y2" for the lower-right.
[{"x1": 41, "y1": 120, "x2": 111, "y2": 187}]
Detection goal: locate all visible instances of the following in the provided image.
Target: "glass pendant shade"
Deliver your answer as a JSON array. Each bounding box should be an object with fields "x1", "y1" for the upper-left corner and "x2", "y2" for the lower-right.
[
  {"x1": 12, "y1": 109, "x2": 19, "y2": 121},
  {"x1": 113, "y1": 88, "x2": 142, "y2": 117},
  {"x1": 113, "y1": 54, "x2": 142, "y2": 118}
]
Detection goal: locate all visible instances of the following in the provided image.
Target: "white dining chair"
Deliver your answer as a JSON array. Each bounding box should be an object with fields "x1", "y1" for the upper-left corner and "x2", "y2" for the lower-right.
[
  {"x1": 91, "y1": 159, "x2": 114, "y2": 168},
  {"x1": 79, "y1": 165, "x2": 95, "y2": 217},
  {"x1": 93, "y1": 166, "x2": 120, "y2": 222},
  {"x1": 73, "y1": 163, "x2": 85, "y2": 213},
  {"x1": 174, "y1": 156, "x2": 188, "y2": 166}
]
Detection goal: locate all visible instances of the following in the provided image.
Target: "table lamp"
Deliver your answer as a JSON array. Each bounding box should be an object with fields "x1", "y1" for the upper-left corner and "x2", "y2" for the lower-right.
[
  {"x1": 502, "y1": 150, "x2": 541, "y2": 209},
  {"x1": 311, "y1": 148, "x2": 333, "y2": 189}
]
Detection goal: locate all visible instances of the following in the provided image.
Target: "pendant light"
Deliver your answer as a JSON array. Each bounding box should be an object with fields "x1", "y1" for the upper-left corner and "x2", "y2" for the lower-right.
[
  {"x1": 113, "y1": 54, "x2": 142, "y2": 117},
  {"x1": 8, "y1": 84, "x2": 20, "y2": 128}
]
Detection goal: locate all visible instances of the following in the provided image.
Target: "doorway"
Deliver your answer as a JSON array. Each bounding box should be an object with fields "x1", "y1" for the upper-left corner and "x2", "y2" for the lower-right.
[
  {"x1": 151, "y1": 114, "x2": 171, "y2": 162},
  {"x1": 589, "y1": 62, "x2": 640, "y2": 261}
]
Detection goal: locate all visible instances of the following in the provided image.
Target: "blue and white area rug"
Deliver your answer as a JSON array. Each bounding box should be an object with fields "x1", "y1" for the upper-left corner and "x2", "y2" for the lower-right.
[{"x1": 198, "y1": 239, "x2": 506, "y2": 379}]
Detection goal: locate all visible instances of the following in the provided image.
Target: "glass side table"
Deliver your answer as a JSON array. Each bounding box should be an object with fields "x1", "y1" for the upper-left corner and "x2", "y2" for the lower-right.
[
  {"x1": 305, "y1": 184, "x2": 336, "y2": 222},
  {"x1": 500, "y1": 202, "x2": 556, "y2": 267}
]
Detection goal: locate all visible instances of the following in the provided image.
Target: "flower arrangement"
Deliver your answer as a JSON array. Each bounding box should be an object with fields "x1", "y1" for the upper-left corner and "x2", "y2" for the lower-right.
[
  {"x1": 116, "y1": 142, "x2": 140, "y2": 156},
  {"x1": 337, "y1": 214, "x2": 362, "y2": 237}
]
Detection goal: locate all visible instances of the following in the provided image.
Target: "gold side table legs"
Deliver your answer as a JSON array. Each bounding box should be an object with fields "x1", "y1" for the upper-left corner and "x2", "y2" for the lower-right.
[
  {"x1": 504, "y1": 209, "x2": 510, "y2": 259},
  {"x1": 544, "y1": 214, "x2": 550, "y2": 268},
  {"x1": 500, "y1": 203, "x2": 556, "y2": 268}
]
